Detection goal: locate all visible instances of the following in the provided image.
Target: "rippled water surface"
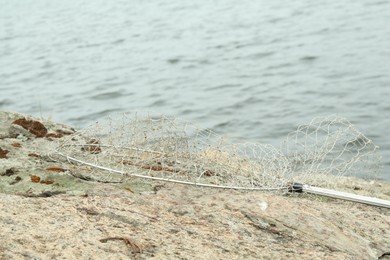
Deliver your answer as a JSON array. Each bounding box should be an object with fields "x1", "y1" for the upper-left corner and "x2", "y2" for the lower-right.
[{"x1": 1, "y1": 0, "x2": 389, "y2": 179}]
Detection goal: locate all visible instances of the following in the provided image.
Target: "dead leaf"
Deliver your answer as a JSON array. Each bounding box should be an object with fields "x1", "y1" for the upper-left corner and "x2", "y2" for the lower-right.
[
  {"x1": 81, "y1": 139, "x2": 102, "y2": 154},
  {"x1": 12, "y1": 118, "x2": 48, "y2": 137},
  {"x1": 31, "y1": 175, "x2": 41, "y2": 183},
  {"x1": 10, "y1": 176, "x2": 22, "y2": 185},
  {"x1": 46, "y1": 133, "x2": 64, "y2": 138},
  {"x1": 46, "y1": 167, "x2": 66, "y2": 172},
  {"x1": 0, "y1": 147, "x2": 9, "y2": 158},
  {"x1": 40, "y1": 180, "x2": 54, "y2": 185},
  {"x1": 203, "y1": 170, "x2": 216, "y2": 176},
  {"x1": 1, "y1": 168, "x2": 16, "y2": 176}
]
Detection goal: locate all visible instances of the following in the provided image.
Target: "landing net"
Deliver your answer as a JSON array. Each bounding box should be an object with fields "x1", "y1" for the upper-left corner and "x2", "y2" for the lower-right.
[{"x1": 54, "y1": 113, "x2": 381, "y2": 191}]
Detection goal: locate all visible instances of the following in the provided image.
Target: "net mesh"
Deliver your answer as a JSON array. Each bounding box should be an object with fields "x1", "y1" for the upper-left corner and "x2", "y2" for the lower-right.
[
  {"x1": 282, "y1": 115, "x2": 381, "y2": 187},
  {"x1": 54, "y1": 113, "x2": 381, "y2": 191}
]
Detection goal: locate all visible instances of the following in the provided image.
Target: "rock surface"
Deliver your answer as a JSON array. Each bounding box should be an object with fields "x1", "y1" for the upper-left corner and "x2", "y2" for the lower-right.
[{"x1": 0, "y1": 111, "x2": 389, "y2": 259}]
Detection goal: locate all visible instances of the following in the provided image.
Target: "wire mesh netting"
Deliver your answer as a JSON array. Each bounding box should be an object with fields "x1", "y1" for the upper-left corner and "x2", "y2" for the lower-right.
[
  {"x1": 281, "y1": 116, "x2": 381, "y2": 187},
  {"x1": 54, "y1": 113, "x2": 382, "y2": 191}
]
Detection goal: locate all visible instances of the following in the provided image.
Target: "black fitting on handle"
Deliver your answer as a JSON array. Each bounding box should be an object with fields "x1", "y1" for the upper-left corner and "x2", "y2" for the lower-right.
[{"x1": 288, "y1": 182, "x2": 303, "y2": 193}]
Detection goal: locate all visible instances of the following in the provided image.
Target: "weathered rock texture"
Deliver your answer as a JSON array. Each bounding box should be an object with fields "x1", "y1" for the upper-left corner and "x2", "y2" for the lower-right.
[{"x1": 0, "y1": 111, "x2": 389, "y2": 259}]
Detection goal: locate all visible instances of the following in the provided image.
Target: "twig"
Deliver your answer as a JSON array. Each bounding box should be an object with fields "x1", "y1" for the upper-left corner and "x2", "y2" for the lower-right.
[
  {"x1": 68, "y1": 170, "x2": 123, "y2": 184},
  {"x1": 100, "y1": 236, "x2": 142, "y2": 255},
  {"x1": 17, "y1": 191, "x2": 66, "y2": 197},
  {"x1": 127, "y1": 209, "x2": 158, "y2": 221}
]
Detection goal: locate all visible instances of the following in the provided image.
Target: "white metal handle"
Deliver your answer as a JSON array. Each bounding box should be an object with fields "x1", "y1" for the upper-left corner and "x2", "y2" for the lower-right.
[{"x1": 291, "y1": 182, "x2": 390, "y2": 209}]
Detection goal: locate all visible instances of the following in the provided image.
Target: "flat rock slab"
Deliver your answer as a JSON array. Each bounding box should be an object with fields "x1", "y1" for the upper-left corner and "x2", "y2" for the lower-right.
[
  {"x1": 1, "y1": 111, "x2": 389, "y2": 259},
  {"x1": 1, "y1": 183, "x2": 390, "y2": 259}
]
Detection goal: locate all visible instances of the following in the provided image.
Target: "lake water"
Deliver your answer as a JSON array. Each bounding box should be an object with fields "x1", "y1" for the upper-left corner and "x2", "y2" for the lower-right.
[{"x1": 1, "y1": 0, "x2": 389, "y2": 180}]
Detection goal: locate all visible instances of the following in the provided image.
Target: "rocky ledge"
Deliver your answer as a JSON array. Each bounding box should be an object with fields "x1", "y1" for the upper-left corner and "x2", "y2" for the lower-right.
[{"x1": 0, "y1": 111, "x2": 389, "y2": 259}]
